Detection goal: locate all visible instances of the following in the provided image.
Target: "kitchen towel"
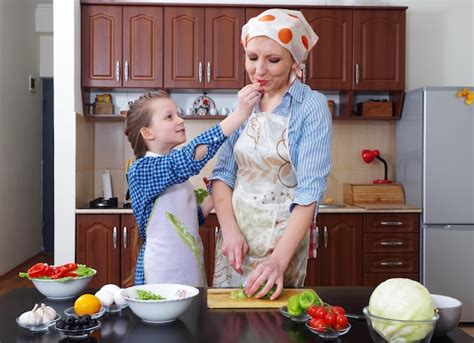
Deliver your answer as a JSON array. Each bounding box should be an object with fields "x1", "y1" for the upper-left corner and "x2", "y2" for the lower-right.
[{"x1": 102, "y1": 170, "x2": 113, "y2": 200}]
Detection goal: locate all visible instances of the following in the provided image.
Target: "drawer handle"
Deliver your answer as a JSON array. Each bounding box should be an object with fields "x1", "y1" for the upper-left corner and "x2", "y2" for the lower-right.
[
  {"x1": 113, "y1": 226, "x2": 117, "y2": 250},
  {"x1": 323, "y1": 226, "x2": 328, "y2": 248},
  {"x1": 315, "y1": 226, "x2": 319, "y2": 249},
  {"x1": 380, "y1": 221, "x2": 404, "y2": 226},
  {"x1": 214, "y1": 226, "x2": 219, "y2": 236},
  {"x1": 123, "y1": 226, "x2": 127, "y2": 249},
  {"x1": 380, "y1": 241, "x2": 403, "y2": 246},
  {"x1": 380, "y1": 261, "x2": 403, "y2": 267}
]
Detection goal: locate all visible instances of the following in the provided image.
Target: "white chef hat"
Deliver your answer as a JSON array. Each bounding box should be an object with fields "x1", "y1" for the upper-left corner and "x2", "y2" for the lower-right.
[{"x1": 241, "y1": 8, "x2": 319, "y2": 79}]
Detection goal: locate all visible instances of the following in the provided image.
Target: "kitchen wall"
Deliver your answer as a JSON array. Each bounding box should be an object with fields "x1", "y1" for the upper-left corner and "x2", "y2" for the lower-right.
[
  {"x1": 60, "y1": 0, "x2": 474, "y2": 263},
  {"x1": 0, "y1": 0, "x2": 50, "y2": 276}
]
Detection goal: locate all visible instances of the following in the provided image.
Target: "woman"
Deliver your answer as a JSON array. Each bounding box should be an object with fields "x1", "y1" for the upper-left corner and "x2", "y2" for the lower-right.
[{"x1": 210, "y1": 9, "x2": 332, "y2": 299}]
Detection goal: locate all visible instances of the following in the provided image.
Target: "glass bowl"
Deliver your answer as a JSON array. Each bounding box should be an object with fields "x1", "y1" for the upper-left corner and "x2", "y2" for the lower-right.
[
  {"x1": 305, "y1": 320, "x2": 351, "y2": 339},
  {"x1": 362, "y1": 307, "x2": 439, "y2": 342},
  {"x1": 105, "y1": 303, "x2": 128, "y2": 313},
  {"x1": 16, "y1": 313, "x2": 61, "y2": 333},
  {"x1": 279, "y1": 306, "x2": 311, "y2": 322},
  {"x1": 64, "y1": 306, "x2": 106, "y2": 319},
  {"x1": 56, "y1": 320, "x2": 101, "y2": 340}
]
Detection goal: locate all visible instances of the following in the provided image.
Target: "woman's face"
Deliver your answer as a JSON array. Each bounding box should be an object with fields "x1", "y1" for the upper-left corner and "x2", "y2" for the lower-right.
[{"x1": 245, "y1": 36, "x2": 297, "y2": 95}]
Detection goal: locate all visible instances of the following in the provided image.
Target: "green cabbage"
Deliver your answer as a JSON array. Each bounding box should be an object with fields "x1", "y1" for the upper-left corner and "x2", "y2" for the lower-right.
[{"x1": 368, "y1": 278, "x2": 436, "y2": 342}]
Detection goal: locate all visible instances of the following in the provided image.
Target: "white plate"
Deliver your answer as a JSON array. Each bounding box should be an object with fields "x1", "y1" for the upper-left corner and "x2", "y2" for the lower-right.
[
  {"x1": 64, "y1": 306, "x2": 106, "y2": 319},
  {"x1": 279, "y1": 306, "x2": 311, "y2": 322}
]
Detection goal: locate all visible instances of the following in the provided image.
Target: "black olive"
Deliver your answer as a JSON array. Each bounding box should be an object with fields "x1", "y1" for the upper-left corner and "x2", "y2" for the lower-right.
[
  {"x1": 90, "y1": 319, "x2": 98, "y2": 327},
  {"x1": 64, "y1": 325, "x2": 71, "y2": 330},
  {"x1": 83, "y1": 314, "x2": 92, "y2": 321},
  {"x1": 56, "y1": 320, "x2": 65, "y2": 329},
  {"x1": 66, "y1": 317, "x2": 74, "y2": 324}
]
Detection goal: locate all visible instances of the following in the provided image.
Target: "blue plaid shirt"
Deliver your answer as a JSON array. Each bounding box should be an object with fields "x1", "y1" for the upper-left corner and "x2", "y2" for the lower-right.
[
  {"x1": 128, "y1": 124, "x2": 226, "y2": 285},
  {"x1": 211, "y1": 79, "x2": 332, "y2": 210}
]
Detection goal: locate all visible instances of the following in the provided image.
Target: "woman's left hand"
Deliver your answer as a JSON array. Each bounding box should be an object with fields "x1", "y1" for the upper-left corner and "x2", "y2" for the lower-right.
[{"x1": 244, "y1": 258, "x2": 284, "y2": 301}]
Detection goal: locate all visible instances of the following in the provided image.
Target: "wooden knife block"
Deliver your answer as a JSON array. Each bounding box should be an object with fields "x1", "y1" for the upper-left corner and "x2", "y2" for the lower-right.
[{"x1": 343, "y1": 183, "x2": 405, "y2": 205}]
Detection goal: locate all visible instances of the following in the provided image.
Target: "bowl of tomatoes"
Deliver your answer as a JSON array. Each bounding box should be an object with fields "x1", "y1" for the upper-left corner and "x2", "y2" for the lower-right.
[
  {"x1": 19, "y1": 263, "x2": 96, "y2": 300},
  {"x1": 306, "y1": 303, "x2": 351, "y2": 339}
]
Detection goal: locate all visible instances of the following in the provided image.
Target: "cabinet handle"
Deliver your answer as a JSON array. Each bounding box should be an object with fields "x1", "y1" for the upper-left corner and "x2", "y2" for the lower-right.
[
  {"x1": 302, "y1": 63, "x2": 307, "y2": 83},
  {"x1": 380, "y1": 221, "x2": 404, "y2": 226},
  {"x1": 124, "y1": 60, "x2": 129, "y2": 82},
  {"x1": 123, "y1": 226, "x2": 128, "y2": 249},
  {"x1": 115, "y1": 61, "x2": 120, "y2": 82},
  {"x1": 113, "y1": 226, "x2": 117, "y2": 250},
  {"x1": 198, "y1": 62, "x2": 203, "y2": 83},
  {"x1": 207, "y1": 62, "x2": 211, "y2": 83},
  {"x1": 380, "y1": 241, "x2": 403, "y2": 246},
  {"x1": 323, "y1": 226, "x2": 328, "y2": 248},
  {"x1": 214, "y1": 226, "x2": 219, "y2": 236},
  {"x1": 380, "y1": 261, "x2": 403, "y2": 267},
  {"x1": 355, "y1": 64, "x2": 360, "y2": 85},
  {"x1": 315, "y1": 226, "x2": 319, "y2": 249}
]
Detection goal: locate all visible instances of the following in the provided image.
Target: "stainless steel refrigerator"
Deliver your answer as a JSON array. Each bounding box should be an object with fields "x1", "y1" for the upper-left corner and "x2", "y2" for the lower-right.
[{"x1": 396, "y1": 87, "x2": 474, "y2": 322}]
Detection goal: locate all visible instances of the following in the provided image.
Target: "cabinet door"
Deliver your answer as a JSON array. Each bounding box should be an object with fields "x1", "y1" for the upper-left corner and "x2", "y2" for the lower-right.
[
  {"x1": 123, "y1": 7, "x2": 163, "y2": 88},
  {"x1": 205, "y1": 8, "x2": 245, "y2": 89},
  {"x1": 76, "y1": 215, "x2": 120, "y2": 287},
  {"x1": 304, "y1": 217, "x2": 323, "y2": 286},
  {"x1": 199, "y1": 214, "x2": 218, "y2": 287},
  {"x1": 353, "y1": 10, "x2": 405, "y2": 90},
  {"x1": 120, "y1": 214, "x2": 141, "y2": 288},
  {"x1": 82, "y1": 6, "x2": 122, "y2": 88},
  {"x1": 303, "y1": 9, "x2": 353, "y2": 90},
  {"x1": 164, "y1": 7, "x2": 205, "y2": 88},
  {"x1": 320, "y1": 214, "x2": 363, "y2": 286}
]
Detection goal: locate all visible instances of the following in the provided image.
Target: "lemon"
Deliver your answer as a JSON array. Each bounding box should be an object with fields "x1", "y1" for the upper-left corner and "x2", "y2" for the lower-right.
[{"x1": 74, "y1": 294, "x2": 101, "y2": 315}]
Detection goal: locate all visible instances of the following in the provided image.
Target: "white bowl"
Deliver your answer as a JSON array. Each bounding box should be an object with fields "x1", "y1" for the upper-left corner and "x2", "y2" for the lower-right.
[
  {"x1": 121, "y1": 284, "x2": 199, "y2": 324},
  {"x1": 30, "y1": 270, "x2": 96, "y2": 300},
  {"x1": 431, "y1": 294, "x2": 463, "y2": 336}
]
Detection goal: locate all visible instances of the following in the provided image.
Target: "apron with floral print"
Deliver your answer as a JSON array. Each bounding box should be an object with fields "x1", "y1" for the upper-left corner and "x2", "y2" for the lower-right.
[{"x1": 213, "y1": 111, "x2": 310, "y2": 287}]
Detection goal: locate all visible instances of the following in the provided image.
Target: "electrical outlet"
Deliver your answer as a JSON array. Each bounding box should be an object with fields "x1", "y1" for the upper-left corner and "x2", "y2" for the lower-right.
[{"x1": 29, "y1": 75, "x2": 37, "y2": 92}]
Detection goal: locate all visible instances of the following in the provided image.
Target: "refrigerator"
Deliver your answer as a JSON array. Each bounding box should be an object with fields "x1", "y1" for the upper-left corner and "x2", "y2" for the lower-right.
[{"x1": 396, "y1": 87, "x2": 474, "y2": 322}]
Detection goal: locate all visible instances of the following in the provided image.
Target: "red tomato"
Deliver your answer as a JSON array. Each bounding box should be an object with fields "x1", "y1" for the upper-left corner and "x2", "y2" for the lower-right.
[
  {"x1": 307, "y1": 305, "x2": 319, "y2": 318},
  {"x1": 61, "y1": 263, "x2": 77, "y2": 273},
  {"x1": 50, "y1": 267, "x2": 66, "y2": 279},
  {"x1": 309, "y1": 318, "x2": 327, "y2": 331},
  {"x1": 333, "y1": 323, "x2": 342, "y2": 330},
  {"x1": 315, "y1": 307, "x2": 328, "y2": 319},
  {"x1": 336, "y1": 314, "x2": 348, "y2": 328},
  {"x1": 27, "y1": 263, "x2": 49, "y2": 278},
  {"x1": 331, "y1": 306, "x2": 346, "y2": 315},
  {"x1": 325, "y1": 313, "x2": 337, "y2": 327}
]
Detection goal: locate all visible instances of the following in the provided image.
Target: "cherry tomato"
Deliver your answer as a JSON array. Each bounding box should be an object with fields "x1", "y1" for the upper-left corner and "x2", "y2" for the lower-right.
[
  {"x1": 61, "y1": 263, "x2": 77, "y2": 273},
  {"x1": 315, "y1": 307, "x2": 327, "y2": 319},
  {"x1": 309, "y1": 318, "x2": 327, "y2": 331},
  {"x1": 331, "y1": 306, "x2": 346, "y2": 315},
  {"x1": 336, "y1": 314, "x2": 348, "y2": 328},
  {"x1": 325, "y1": 313, "x2": 337, "y2": 327},
  {"x1": 27, "y1": 263, "x2": 49, "y2": 278},
  {"x1": 307, "y1": 305, "x2": 319, "y2": 318},
  {"x1": 333, "y1": 323, "x2": 342, "y2": 330}
]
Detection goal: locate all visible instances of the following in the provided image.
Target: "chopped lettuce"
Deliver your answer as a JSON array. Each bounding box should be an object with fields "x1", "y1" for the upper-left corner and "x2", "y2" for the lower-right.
[{"x1": 136, "y1": 289, "x2": 166, "y2": 300}]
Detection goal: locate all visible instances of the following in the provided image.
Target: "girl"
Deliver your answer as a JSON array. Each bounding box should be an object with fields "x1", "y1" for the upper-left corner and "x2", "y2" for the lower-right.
[{"x1": 125, "y1": 88, "x2": 261, "y2": 286}]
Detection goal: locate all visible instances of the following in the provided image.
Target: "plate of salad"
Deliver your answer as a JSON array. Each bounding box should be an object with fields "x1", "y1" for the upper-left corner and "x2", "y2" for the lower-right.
[{"x1": 19, "y1": 263, "x2": 97, "y2": 300}]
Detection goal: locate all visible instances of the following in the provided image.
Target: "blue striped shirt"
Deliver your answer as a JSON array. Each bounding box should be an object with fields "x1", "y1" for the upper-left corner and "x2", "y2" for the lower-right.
[{"x1": 211, "y1": 79, "x2": 332, "y2": 209}]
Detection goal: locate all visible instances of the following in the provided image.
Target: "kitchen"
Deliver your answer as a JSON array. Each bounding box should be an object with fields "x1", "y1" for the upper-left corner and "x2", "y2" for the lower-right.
[{"x1": 0, "y1": 0, "x2": 473, "y2": 341}]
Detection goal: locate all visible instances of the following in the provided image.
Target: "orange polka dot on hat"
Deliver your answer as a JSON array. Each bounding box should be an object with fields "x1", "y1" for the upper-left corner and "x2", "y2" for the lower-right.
[{"x1": 241, "y1": 8, "x2": 319, "y2": 79}]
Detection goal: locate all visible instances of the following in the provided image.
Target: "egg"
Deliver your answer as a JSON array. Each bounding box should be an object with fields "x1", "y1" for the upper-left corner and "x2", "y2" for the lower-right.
[
  {"x1": 100, "y1": 284, "x2": 121, "y2": 294},
  {"x1": 95, "y1": 289, "x2": 114, "y2": 307},
  {"x1": 113, "y1": 289, "x2": 127, "y2": 306}
]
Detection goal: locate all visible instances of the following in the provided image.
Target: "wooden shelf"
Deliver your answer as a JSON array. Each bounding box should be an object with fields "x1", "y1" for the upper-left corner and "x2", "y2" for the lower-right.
[
  {"x1": 84, "y1": 114, "x2": 126, "y2": 121},
  {"x1": 180, "y1": 115, "x2": 228, "y2": 120}
]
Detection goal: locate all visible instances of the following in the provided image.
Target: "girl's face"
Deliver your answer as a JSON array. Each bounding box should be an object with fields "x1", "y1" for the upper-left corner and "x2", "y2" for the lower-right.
[
  {"x1": 142, "y1": 98, "x2": 186, "y2": 153},
  {"x1": 245, "y1": 36, "x2": 297, "y2": 95}
]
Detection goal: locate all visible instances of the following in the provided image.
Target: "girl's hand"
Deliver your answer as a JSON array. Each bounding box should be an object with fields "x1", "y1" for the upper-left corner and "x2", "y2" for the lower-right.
[
  {"x1": 235, "y1": 84, "x2": 264, "y2": 118},
  {"x1": 245, "y1": 257, "x2": 284, "y2": 301},
  {"x1": 221, "y1": 225, "x2": 249, "y2": 274}
]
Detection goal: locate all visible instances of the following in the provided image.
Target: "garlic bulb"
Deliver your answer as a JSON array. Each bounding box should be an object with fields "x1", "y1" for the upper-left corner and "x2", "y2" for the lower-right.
[
  {"x1": 18, "y1": 304, "x2": 42, "y2": 325},
  {"x1": 42, "y1": 304, "x2": 57, "y2": 321}
]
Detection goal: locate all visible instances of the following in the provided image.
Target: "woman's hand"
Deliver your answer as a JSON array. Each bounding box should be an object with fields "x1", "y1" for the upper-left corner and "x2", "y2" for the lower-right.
[
  {"x1": 220, "y1": 224, "x2": 249, "y2": 274},
  {"x1": 234, "y1": 83, "x2": 264, "y2": 118},
  {"x1": 245, "y1": 257, "x2": 284, "y2": 301}
]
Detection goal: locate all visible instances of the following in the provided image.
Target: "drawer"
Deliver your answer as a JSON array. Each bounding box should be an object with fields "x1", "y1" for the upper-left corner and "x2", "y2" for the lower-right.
[
  {"x1": 364, "y1": 253, "x2": 418, "y2": 274},
  {"x1": 364, "y1": 213, "x2": 419, "y2": 233},
  {"x1": 363, "y1": 273, "x2": 419, "y2": 286},
  {"x1": 364, "y1": 233, "x2": 418, "y2": 253}
]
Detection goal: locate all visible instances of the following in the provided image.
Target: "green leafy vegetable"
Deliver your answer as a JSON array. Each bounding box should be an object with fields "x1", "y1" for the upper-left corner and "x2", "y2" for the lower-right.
[
  {"x1": 194, "y1": 188, "x2": 209, "y2": 205},
  {"x1": 136, "y1": 289, "x2": 166, "y2": 300}
]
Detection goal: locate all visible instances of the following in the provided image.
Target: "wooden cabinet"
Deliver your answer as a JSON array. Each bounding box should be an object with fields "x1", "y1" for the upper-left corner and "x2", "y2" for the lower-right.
[
  {"x1": 76, "y1": 214, "x2": 141, "y2": 288},
  {"x1": 305, "y1": 214, "x2": 363, "y2": 286},
  {"x1": 164, "y1": 7, "x2": 245, "y2": 89},
  {"x1": 199, "y1": 214, "x2": 218, "y2": 286},
  {"x1": 82, "y1": 5, "x2": 163, "y2": 88},
  {"x1": 363, "y1": 213, "x2": 420, "y2": 286}
]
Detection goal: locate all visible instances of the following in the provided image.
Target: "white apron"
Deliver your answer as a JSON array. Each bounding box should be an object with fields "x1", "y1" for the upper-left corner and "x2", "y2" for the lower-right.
[
  {"x1": 143, "y1": 181, "x2": 206, "y2": 287},
  {"x1": 213, "y1": 111, "x2": 310, "y2": 287}
]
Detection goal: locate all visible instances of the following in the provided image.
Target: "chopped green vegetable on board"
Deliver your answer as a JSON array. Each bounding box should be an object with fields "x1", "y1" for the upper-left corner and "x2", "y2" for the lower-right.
[
  {"x1": 230, "y1": 284, "x2": 278, "y2": 300},
  {"x1": 194, "y1": 188, "x2": 209, "y2": 205},
  {"x1": 136, "y1": 289, "x2": 166, "y2": 300}
]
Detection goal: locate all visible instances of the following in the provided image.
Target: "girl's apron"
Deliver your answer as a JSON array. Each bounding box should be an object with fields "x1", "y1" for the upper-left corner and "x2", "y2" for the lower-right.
[
  {"x1": 142, "y1": 181, "x2": 206, "y2": 287},
  {"x1": 213, "y1": 110, "x2": 310, "y2": 287}
]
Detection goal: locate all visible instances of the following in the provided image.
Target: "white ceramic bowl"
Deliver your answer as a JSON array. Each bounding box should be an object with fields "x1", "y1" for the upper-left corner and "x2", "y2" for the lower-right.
[
  {"x1": 30, "y1": 270, "x2": 96, "y2": 300},
  {"x1": 431, "y1": 294, "x2": 463, "y2": 336},
  {"x1": 121, "y1": 284, "x2": 199, "y2": 324}
]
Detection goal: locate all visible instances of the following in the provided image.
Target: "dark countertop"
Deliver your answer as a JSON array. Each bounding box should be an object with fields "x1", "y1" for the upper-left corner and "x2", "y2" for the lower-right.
[{"x1": 1, "y1": 287, "x2": 470, "y2": 343}]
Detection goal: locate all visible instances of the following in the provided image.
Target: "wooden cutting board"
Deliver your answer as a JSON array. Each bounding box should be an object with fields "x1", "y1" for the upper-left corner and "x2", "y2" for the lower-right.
[{"x1": 207, "y1": 288, "x2": 313, "y2": 309}]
